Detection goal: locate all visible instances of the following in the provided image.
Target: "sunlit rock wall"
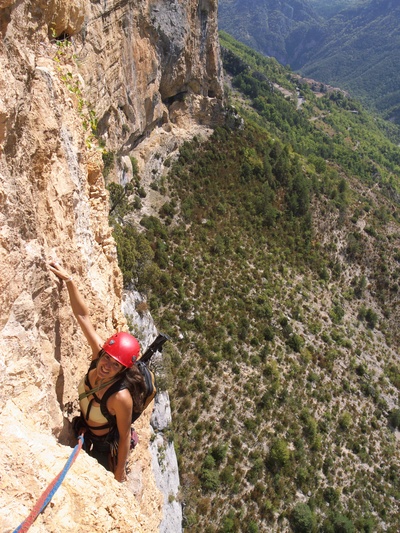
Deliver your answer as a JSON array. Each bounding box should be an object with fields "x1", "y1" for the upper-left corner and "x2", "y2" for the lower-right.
[
  {"x1": 75, "y1": 0, "x2": 223, "y2": 153},
  {"x1": 0, "y1": 0, "x2": 223, "y2": 530}
]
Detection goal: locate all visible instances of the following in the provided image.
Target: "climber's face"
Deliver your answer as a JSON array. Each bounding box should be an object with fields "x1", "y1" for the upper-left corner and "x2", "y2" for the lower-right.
[{"x1": 97, "y1": 353, "x2": 124, "y2": 379}]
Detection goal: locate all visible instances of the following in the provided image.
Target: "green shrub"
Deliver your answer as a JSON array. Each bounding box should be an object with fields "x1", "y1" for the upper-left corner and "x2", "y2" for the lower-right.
[
  {"x1": 332, "y1": 513, "x2": 355, "y2": 532},
  {"x1": 330, "y1": 303, "x2": 345, "y2": 324},
  {"x1": 102, "y1": 150, "x2": 115, "y2": 178},
  {"x1": 355, "y1": 516, "x2": 375, "y2": 532},
  {"x1": 287, "y1": 333, "x2": 305, "y2": 353},
  {"x1": 201, "y1": 469, "x2": 220, "y2": 492},
  {"x1": 365, "y1": 308, "x2": 378, "y2": 329},
  {"x1": 338, "y1": 412, "x2": 352, "y2": 431},
  {"x1": 247, "y1": 457, "x2": 264, "y2": 483},
  {"x1": 389, "y1": 408, "x2": 400, "y2": 429},
  {"x1": 323, "y1": 486, "x2": 340, "y2": 505},
  {"x1": 129, "y1": 156, "x2": 139, "y2": 176},
  {"x1": 263, "y1": 326, "x2": 275, "y2": 341},
  {"x1": 358, "y1": 306, "x2": 378, "y2": 329},
  {"x1": 290, "y1": 502, "x2": 316, "y2": 532},
  {"x1": 247, "y1": 521, "x2": 259, "y2": 533},
  {"x1": 221, "y1": 511, "x2": 236, "y2": 533},
  {"x1": 220, "y1": 465, "x2": 234, "y2": 485},
  {"x1": 203, "y1": 454, "x2": 216, "y2": 470},
  {"x1": 384, "y1": 363, "x2": 400, "y2": 389},
  {"x1": 267, "y1": 438, "x2": 290, "y2": 471},
  {"x1": 211, "y1": 444, "x2": 228, "y2": 464}
]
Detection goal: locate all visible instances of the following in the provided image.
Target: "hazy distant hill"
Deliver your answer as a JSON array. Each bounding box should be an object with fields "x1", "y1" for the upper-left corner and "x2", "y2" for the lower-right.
[
  {"x1": 308, "y1": 0, "x2": 364, "y2": 18},
  {"x1": 300, "y1": 0, "x2": 400, "y2": 123},
  {"x1": 218, "y1": 0, "x2": 323, "y2": 66},
  {"x1": 218, "y1": 0, "x2": 400, "y2": 123}
]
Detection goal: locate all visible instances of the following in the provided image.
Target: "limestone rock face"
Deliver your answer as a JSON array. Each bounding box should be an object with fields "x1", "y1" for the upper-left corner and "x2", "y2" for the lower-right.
[
  {"x1": 123, "y1": 291, "x2": 183, "y2": 533},
  {"x1": 74, "y1": 0, "x2": 224, "y2": 152},
  {"x1": 1, "y1": 401, "x2": 160, "y2": 533},
  {"x1": 0, "y1": 0, "x2": 223, "y2": 530},
  {"x1": 150, "y1": 392, "x2": 182, "y2": 533}
]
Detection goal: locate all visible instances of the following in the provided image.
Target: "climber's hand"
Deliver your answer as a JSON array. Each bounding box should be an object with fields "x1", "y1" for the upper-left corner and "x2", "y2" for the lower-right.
[{"x1": 49, "y1": 261, "x2": 72, "y2": 282}]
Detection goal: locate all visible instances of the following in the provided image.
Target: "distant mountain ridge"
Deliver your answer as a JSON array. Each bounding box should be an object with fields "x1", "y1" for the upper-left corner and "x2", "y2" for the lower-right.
[
  {"x1": 300, "y1": 0, "x2": 400, "y2": 122},
  {"x1": 218, "y1": 0, "x2": 323, "y2": 65},
  {"x1": 218, "y1": 0, "x2": 400, "y2": 123}
]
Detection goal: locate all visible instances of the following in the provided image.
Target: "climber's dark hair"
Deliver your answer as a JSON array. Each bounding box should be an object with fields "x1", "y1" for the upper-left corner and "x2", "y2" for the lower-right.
[{"x1": 123, "y1": 365, "x2": 147, "y2": 413}]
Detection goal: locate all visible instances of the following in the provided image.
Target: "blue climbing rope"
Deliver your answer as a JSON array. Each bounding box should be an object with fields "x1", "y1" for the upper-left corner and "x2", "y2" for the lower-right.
[{"x1": 13, "y1": 434, "x2": 84, "y2": 533}]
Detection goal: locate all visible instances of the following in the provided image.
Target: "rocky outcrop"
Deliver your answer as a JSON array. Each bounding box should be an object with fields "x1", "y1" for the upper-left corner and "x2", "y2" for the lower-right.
[
  {"x1": 72, "y1": 0, "x2": 223, "y2": 155},
  {"x1": 0, "y1": 0, "x2": 223, "y2": 531},
  {"x1": 0, "y1": 2, "x2": 162, "y2": 529},
  {"x1": 122, "y1": 290, "x2": 182, "y2": 533},
  {"x1": 150, "y1": 392, "x2": 182, "y2": 533}
]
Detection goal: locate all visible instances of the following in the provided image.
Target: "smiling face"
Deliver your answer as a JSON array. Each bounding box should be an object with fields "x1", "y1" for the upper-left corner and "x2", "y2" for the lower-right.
[{"x1": 97, "y1": 352, "x2": 125, "y2": 380}]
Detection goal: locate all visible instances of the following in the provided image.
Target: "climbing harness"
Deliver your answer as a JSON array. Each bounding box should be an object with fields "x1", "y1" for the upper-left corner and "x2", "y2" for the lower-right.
[{"x1": 13, "y1": 434, "x2": 84, "y2": 533}]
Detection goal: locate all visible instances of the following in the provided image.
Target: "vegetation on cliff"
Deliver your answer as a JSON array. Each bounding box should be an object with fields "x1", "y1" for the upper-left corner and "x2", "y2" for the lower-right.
[{"x1": 109, "y1": 35, "x2": 400, "y2": 532}]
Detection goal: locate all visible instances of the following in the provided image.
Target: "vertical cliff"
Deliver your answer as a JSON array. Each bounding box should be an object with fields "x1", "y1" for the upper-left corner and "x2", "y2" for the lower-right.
[
  {"x1": 0, "y1": 1, "x2": 223, "y2": 531},
  {"x1": 73, "y1": 0, "x2": 223, "y2": 151}
]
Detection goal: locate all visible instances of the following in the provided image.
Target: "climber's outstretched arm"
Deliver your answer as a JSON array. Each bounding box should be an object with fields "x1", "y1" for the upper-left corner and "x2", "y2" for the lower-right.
[{"x1": 49, "y1": 261, "x2": 103, "y2": 358}]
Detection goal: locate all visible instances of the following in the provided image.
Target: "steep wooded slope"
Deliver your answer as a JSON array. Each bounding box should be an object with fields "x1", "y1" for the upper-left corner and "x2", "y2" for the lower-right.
[{"x1": 111, "y1": 33, "x2": 400, "y2": 532}]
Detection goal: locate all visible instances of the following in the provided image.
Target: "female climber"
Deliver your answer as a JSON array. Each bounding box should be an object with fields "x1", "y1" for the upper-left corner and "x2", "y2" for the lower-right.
[{"x1": 49, "y1": 260, "x2": 147, "y2": 482}]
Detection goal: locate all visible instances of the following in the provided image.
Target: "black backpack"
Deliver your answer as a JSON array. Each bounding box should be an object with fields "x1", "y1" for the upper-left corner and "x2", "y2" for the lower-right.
[{"x1": 99, "y1": 333, "x2": 168, "y2": 424}]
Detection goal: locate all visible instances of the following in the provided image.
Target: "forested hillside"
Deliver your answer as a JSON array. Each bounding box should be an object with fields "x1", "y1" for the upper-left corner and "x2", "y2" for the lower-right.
[
  {"x1": 218, "y1": 0, "x2": 400, "y2": 124},
  {"x1": 109, "y1": 34, "x2": 400, "y2": 532}
]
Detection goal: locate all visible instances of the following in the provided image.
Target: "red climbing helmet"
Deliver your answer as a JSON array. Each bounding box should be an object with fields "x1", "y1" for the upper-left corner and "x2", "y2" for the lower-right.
[{"x1": 102, "y1": 332, "x2": 140, "y2": 368}]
